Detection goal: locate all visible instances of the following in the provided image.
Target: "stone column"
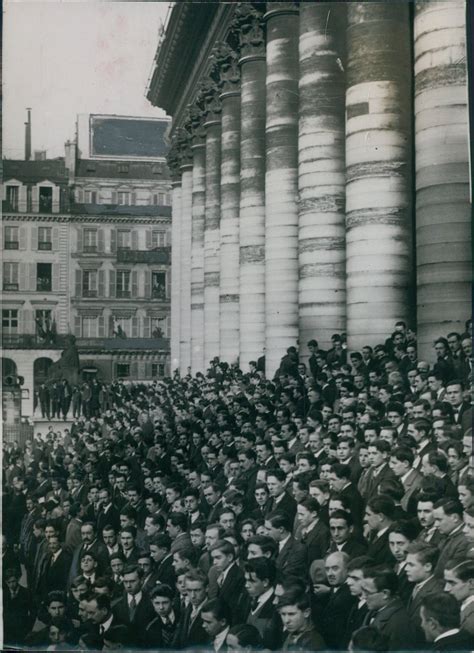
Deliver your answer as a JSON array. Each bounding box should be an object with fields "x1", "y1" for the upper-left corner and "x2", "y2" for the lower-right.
[
  {"x1": 190, "y1": 107, "x2": 206, "y2": 373},
  {"x1": 298, "y1": 3, "x2": 346, "y2": 357},
  {"x1": 203, "y1": 83, "x2": 222, "y2": 365},
  {"x1": 236, "y1": 5, "x2": 267, "y2": 372},
  {"x1": 345, "y1": 3, "x2": 413, "y2": 351},
  {"x1": 177, "y1": 129, "x2": 193, "y2": 374},
  {"x1": 414, "y1": 1, "x2": 471, "y2": 358},
  {"x1": 167, "y1": 142, "x2": 182, "y2": 373},
  {"x1": 264, "y1": 1, "x2": 300, "y2": 379},
  {"x1": 215, "y1": 44, "x2": 241, "y2": 365}
]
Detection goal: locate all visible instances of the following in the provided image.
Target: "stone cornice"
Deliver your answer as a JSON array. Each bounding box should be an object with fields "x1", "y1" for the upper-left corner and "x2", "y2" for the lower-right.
[
  {"x1": 148, "y1": 4, "x2": 238, "y2": 136},
  {"x1": 2, "y1": 213, "x2": 171, "y2": 225}
]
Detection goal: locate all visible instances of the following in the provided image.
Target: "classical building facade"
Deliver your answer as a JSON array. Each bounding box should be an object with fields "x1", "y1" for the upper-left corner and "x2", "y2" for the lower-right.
[
  {"x1": 147, "y1": 1, "x2": 471, "y2": 379},
  {"x1": 2, "y1": 115, "x2": 172, "y2": 417}
]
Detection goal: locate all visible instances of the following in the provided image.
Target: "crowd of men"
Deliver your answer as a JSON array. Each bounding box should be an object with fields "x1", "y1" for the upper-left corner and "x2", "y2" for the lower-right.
[{"x1": 3, "y1": 320, "x2": 474, "y2": 651}]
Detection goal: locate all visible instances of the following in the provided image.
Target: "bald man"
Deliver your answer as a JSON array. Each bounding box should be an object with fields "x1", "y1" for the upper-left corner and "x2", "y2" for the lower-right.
[{"x1": 318, "y1": 552, "x2": 357, "y2": 650}]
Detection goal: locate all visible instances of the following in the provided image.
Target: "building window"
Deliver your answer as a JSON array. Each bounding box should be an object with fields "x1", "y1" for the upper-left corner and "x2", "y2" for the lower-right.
[
  {"x1": 82, "y1": 270, "x2": 98, "y2": 298},
  {"x1": 116, "y1": 270, "x2": 131, "y2": 298},
  {"x1": 39, "y1": 187, "x2": 53, "y2": 212},
  {"x1": 4, "y1": 226, "x2": 19, "y2": 249},
  {"x1": 38, "y1": 226, "x2": 52, "y2": 250},
  {"x1": 85, "y1": 190, "x2": 98, "y2": 204},
  {"x1": 152, "y1": 193, "x2": 165, "y2": 206},
  {"x1": 3, "y1": 262, "x2": 19, "y2": 290},
  {"x1": 117, "y1": 229, "x2": 131, "y2": 250},
  {"x1": 118, "y1": 164, "x2": 129, "y2": 173},
  {"x1": 35, "y1": 309, "x2": 54, "y2": 341},
  {"x1": 151, "y1": 230, "x2": 166, "y2": 248},
  {"x1": 116, "y1": 363, "x2": 130, "y2": 378},
  {"x1": 83, "y1": 228, "x2": 98, "y2": 253},
  {"x1": 152, "y1": 163, "x2": 163, "y2": 175},
  {"x1": 152, "y1": 272, "x2": 166, "y2": 299},
  {"x1": 5, "y1": 186, "x2": 19, "y2": 211},
  {"x1": 2, "y1": 309, "x2": 18, "y2": 334},
  {"x1": 82, "y1": 316, "x2": 97, "y2": 338},
  {"x1": 37, "y1": 263, "x2": 52, "y2": 292},
  {"x1": 117, "y1": 191, "x2": 130, "y2": 205}
]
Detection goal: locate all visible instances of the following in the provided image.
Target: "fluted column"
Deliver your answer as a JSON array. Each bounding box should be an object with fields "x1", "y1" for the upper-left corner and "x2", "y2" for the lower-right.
[
  {"x1": 190, "y1": 108, "x2": 206, "y2": 374},
  {"x1": 216, "y1": 44, "x2": 241, "y2": 365},
  {"x1": 203, "y1": 83, "x2": 222, "y2": 365},
  {"x1": 298, "y1": 3, "x2": 346, "y2": 357},
  {"x1": 345, "y1": 3, "x2": 413, "y2": 351},
  {"x1": 236, "y1": 5, "x2": 267, "y2": 371},
  {"x1": 168, "y1": 143, "x2": 182, "y2": 372},
  {"x1": 414, "y1": 1, "x2": 471, "y2": 358},
  {"x1": 177, "y1": 129, "x2": 193, "y2": 374},
  {"x1": 264, "y1": 1, "x2": 300, "y2": 379}
]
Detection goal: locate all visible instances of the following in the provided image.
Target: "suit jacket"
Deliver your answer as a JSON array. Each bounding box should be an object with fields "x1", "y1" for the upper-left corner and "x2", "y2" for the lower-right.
[
  {"x1": 38, "y1": 548, "x2": 72, "y2": 598},
  {"x1": 68, "y1": 539, "x2": 109, "y2": 585},
  {"x1": 340, "y1": 483, "x2": 364, "y2": 525},
  {"x1": 112, "y1": 593, "x2": 155, "y2": 646},
  {"x1": 367, "y1": 529, "x2": 395, "y2": 566},
  {"x1": 435, "y1": 527, "x2": 469, "y2": 578},
  {"x1": 318, "y1": 584, "x2": 357, "y2": 649},
  {"x1": 434, "y1": 630, "x2": 474, "y2": 651},
  {"x1": 302, "y1": 520, "x2": 330, "y2": 565},
  {"x1": 344, "y1": 601, "x2": 369, "y2": 648},
  {"x1": 400, "y1": 468, "x2": 424, "y2": 512},
  {"x1": 276, "y1": 536, "x2": 307, "y2": 578},
  {"x1": 327, "y1": 536, "x2": 367, "y2": 559},
  {"x1": 96, "y1": 503, "x2": 120, "y2": 533},
  {"x1": 366, "y1": 598, "x2": 415, "y2": 651},
  {"x1": 246, "y1": 590, "x2": 282, "y2": 649},
  {"x1": 154, "y1": 553, "x2": 176, "y2": 589},
  {"x1": 282, "y1": 627, "x2": 326, "y2": 651},
  {"x1": 269, "y1": 492, "x2": 297, "y2": 522},
  {"x1": 461, "y1": 599, "x2": 474, "y2": 636},
  {"x1": 364, "y1": 464, "x2": 397, "y2": 502},
  {"x1": 170, "y1": 532, "x2": 192, "y2": 554},
  {"x1": 172, "y1": 603, "x2": 209, "y2": 649},
  {"x1": 407, "y1": 575, "x2": 443, "y2": 645},
  {"x1": 217, "y1": 563, "x2": 247, "y2": 621}
]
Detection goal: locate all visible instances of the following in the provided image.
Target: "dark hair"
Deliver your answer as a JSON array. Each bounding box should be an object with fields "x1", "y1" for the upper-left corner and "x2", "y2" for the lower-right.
[
  {"x1": 167, "y1": 512, "x2": 188, "y2": 531},
  {"x1": 150, "y1": 583, "x2": 174, "y2": 600},
  {"x1": 244, "y1": 557, "x2": 276, "y2": 585},
  {"x1": 201, "y1": 598, "x2": 231, "y2": 623},
  {"x1": 405, "y1": 542, "x2": 439, "y2": 569},
  {"x1": 367, "y1": 496, "x2": 395, "y2": 520},
  {"x1": 351, "y1": 626, "x2": 389, "y2": 651},
  {"x1": 227, "y1": 624, "x2": 262, "y2": 649},
  {"x1": 266, "y1": 511, "x2": 292, "y2": 533},
  {"x1": 363, "y1": 566, "x2": 398, "y2": 595},
  {"x1": 433, "y1": 498, "x2": 464, "y2": 519},
  {"x1": 421, "y1": 592, "x2": 460, "y2": 629}
]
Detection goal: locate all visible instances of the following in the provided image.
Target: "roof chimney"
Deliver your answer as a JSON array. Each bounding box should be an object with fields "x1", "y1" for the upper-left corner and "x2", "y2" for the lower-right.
[{"x1": 25, "y1": 108, "x2": 32, "y2": 161}]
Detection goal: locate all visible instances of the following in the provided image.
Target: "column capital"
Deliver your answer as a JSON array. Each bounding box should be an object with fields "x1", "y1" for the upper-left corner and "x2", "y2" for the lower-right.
[
  {"x1": 175, "y1": 127, "x2": 193, "y2": 170},
  {"x1": 166, "y1": 139, "x2": 182, "y2": 182},
  {"x1": 264, "y1": 1, "x2": 299, "y2": 20},
  {"x1": 187, "y1": 104, "x2": 207, "y2": 149},
  {"x1": 212, "y1": 41, "x2": 241, "y2": 96},
  {"x1": 234, "y1": 4, "x2": 266, "y2": 62},
  {"x1": 199, "y1": 78, "x2": 222, "y2": 126}
]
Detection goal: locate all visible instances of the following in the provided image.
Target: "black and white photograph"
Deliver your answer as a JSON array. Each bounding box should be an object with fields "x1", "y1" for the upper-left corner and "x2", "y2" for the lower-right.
[{"x1": 1, "y1": 1, "x2": 473, "y2": 651}]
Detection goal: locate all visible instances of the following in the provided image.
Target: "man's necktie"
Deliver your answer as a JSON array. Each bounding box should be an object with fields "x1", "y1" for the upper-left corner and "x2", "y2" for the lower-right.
[
  {"x1": 100, "y1": 625, "x2": 105, "y2": 636},
  {"x1": 251, "y1": 597, "x2": 259, "y2": 612},
  {"x1": 129, "y1": 595, "x2": 137, "y2": 621}
]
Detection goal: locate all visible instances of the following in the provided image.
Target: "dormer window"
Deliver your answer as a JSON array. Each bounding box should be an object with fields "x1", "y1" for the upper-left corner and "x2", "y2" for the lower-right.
[
  {"x1": 39, "y1": 186, "x2": 53, "y2": 212},
  {"x1": 5, "y1": 186, "x2": 19, "y2": 211},
  {"x1": 118, "y1": 164, "x2": 129, "y2": 173}
]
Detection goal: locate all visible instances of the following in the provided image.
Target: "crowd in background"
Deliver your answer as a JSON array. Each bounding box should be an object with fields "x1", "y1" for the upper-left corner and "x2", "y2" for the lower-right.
[{"x1": 2, "y1": 319, "x2": 474, "y2": 652}]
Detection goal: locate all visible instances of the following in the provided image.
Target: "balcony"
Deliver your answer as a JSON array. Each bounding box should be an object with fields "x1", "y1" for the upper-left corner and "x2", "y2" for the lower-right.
[
  {"x1": 77, "y1": 337, "x2": 170, "y2": 351},
  {"x1": 116, "y1": 247, "x2": 170, "y2": 265},
  {"x1": 2, "y1": 334, "x2": 68, "y2": 349},
  {"x1": 2, "y1": 334, "x2": 170, "y2": 351}
]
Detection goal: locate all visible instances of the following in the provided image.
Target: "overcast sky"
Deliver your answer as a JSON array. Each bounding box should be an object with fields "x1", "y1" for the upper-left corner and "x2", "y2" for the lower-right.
[{"x1": 3, "y1": 1, "x2": 171, "y2": 159}]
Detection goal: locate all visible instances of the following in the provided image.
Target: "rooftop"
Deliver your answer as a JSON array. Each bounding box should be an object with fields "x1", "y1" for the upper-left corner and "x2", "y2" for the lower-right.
[{"x1": 3, "y1": 159, "x2": 68, "y2": 184}]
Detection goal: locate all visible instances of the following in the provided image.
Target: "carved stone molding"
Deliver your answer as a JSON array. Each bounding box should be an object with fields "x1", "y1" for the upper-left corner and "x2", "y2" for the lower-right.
[
  {"x1": 176, "y1": 127, "x2": 193, "y2": 169},
  {"x1": 212, "y1": 41, "x2": 241, "y2": 94},
  {"x1": 234, "y1": 4, "x2": 266, "y2": 61}
]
